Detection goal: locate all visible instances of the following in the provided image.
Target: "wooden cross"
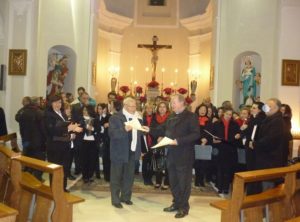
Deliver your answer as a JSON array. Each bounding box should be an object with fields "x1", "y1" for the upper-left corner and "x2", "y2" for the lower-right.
[{"x1": 138, "y1": 35, "x2": 172, "y2": 81}]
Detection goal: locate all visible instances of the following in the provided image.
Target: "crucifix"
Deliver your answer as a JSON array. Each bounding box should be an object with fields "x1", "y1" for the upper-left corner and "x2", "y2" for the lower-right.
[{"x1": 138, "y1": 35, "x2": 172, "y2": 81}]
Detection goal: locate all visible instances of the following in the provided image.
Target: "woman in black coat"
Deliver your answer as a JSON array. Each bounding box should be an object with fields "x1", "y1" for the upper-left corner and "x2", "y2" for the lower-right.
[
  {"x1": 44, "y1": 95, "x2": 82, "y2": 191},
  {"x1": 79, "y1": 105, "x2": 101, "y2": 183},
  {"x1": 194, "y1": 104, "x2": 212, "y2": 187},
  {"x1": 141, "y1": 103, "x2": 154, "y2": 185},
  {"x1": 96, "y1": 103, "x2": 112, "y2": 181},
  {"x1": 212, "y1": 108, "x2": 241, "y2": 195},
  {"x1": 150, "y1": 101, "x2": 170, "y2": 189}
]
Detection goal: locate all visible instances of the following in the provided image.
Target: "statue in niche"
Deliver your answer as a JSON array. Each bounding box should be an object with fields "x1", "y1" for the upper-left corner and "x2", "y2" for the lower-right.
[{"x1": 240, "y1": 56, "x2": 257, "y2": 105}]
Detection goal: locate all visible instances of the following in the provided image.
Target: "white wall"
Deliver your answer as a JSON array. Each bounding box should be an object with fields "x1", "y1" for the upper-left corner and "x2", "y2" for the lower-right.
[
  {"x1": 212, "y1": 0, "x2": 280, "y2": 108},
  {"x1": 36, "y1": 0, "x2": 92, "y2": 97},
  {"x1": 278, "y1": 0, "x2": 300, "y2": 131}
]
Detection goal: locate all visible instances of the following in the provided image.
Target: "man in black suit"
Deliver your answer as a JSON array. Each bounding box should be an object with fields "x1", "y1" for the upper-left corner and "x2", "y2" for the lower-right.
[
  {"x1": 108, "y1": 97, "x2": 147, "y2": 208},
  {"x1": 151, "y1": 94, "x2": 200, "y2": 218}
]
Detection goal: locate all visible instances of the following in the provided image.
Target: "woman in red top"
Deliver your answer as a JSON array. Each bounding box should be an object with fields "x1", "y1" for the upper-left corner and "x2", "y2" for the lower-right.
[
  {"x1": 194, "y1": 104, "x2": 210, "y2": 187},
  {"x1": 212, "y1": 108, "x2": 241, "y2": 196},
  {"x1": 151, "y1": 101, "x2": 170, "y2": 189}
]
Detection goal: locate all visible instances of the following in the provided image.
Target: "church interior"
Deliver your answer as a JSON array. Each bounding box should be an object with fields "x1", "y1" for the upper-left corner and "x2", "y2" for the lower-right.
[{"x1": 1, "y1": 0, "x2": 300, "y2": 221}]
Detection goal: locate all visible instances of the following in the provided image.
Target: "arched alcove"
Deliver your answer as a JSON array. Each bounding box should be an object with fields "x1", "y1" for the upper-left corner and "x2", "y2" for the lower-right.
[
  {"x1": 233, "y1": 51, "x2": 262, "y2": 108},
  {"x1": 47, "y1": 45, "x2": 76, "y2": 97}
]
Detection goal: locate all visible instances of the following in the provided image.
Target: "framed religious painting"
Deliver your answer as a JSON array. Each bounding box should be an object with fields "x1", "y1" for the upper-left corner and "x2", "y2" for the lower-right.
[
  {"x1": 282, "y1": 59, "x2": 300, "y2": 86},
  {"x1": 8, "y1": 49, "x2": 27, "y2": 75}
]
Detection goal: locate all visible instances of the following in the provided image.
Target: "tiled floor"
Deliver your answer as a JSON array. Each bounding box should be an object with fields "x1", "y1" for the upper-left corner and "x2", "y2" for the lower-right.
[{"x1": 72, "y1": 190, "x2": 221, "y2": 222}]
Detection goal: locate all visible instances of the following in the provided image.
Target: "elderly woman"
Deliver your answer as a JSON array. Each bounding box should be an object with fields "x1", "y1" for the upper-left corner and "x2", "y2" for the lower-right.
[{"x1": 44, "y1": 95, "x2": 82, "y2": 192}]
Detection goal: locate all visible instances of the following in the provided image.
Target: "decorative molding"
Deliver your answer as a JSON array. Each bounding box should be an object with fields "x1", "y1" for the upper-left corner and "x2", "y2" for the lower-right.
[
  {"x1": 180, "y1": 1, "x2": 212, "y2": 33},
  {"x1": 0, "y1": 14, "x2": 4, "y2": 43},
  {"x1": 12, "y1": 0, "x2": 33, "y2": 17},
  {"x1": 98, "y1": 0, "x2": 133, "y2": 34},
  {"x1": 188, "y1": 32, "x2": 212, "y2": 42}
]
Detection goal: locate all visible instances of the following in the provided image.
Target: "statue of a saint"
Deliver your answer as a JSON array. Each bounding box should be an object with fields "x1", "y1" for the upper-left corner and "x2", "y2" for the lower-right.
[{"x1": 240, "y1": 57, "x2": 256, "y2": 105}]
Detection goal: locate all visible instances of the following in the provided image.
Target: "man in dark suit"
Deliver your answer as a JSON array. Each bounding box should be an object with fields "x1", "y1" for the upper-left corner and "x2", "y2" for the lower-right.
[
  {"x1": 249, "y1": 98, "x2": 289, "y2": 192},
  {"x1": 109, "y1": 97, "x2": 148, "y2": 208},
  {"x1": 151, "y1": 94, "x2": 200, "y2": 218}
]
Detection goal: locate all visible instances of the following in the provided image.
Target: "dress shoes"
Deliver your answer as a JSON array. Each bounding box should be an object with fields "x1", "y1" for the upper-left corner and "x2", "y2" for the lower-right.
[
  {"x1": 121, "y1": 200, "x2": 133, "y2": 205},
  {"x1": 175, "y1": 210, "x2": 188, "y2": 218},
  {"x1": 112, "y1": 203, "x2": 123, "y2": 208},
  {"x1": 163, "y1": 204, "x2": 178, "y2": 212},
  {"x1": 68, "y1": 175, "x2": 76, "y2": 180},
  {"x1": 64, "y1": 189, "x2": 70, "y2": 193}
]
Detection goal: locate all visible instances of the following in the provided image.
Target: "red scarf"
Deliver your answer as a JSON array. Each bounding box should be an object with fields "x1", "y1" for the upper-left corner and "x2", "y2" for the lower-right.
[
  {"x1": 222, "y1": 118, "x2": 230, "y2": 141},
  {"x1": 145, "y1": 115, "x2": 153, "y2": 146},
  {"x1": 156, "y1": 113, "x2": 169, "y2": 124},
  {"x1": 198, "y1": 116, "x2": 209, "y2": 126}
]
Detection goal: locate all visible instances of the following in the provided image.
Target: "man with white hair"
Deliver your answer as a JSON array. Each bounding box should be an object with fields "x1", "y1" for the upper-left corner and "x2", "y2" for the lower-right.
[
  {"x1": 249, "y1": 98, "x2": 289, "y2": 192},
  {"x1": 151, "y1": 94, "x2": 200, "y2": 218},
  {"x1": 109, "y1": 97, "x2": 148, "y2": 208}
]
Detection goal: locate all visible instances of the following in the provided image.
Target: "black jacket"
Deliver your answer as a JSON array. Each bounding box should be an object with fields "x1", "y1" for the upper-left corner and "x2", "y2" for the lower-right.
[
  {"x1": 16, "y1": 105, "x2": 46, "y2": 150},
  {"x1": 150, "y1": 109, "x2": 200, "y2": 166},
  {"x1": 253, "y1": 111, "x2": 289, "y2": 169},
  {"x1": 108, "y1": 111, "x2": 143, "y2": 163}
]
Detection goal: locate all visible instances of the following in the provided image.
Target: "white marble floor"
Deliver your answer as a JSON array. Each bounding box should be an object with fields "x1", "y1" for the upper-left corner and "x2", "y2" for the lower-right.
[{"x1": 72, "y1": 190, "x2": 221, "y2": 222}]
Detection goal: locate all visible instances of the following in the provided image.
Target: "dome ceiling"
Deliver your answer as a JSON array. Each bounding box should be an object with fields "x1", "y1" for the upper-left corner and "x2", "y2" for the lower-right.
[{"x1": 103, "y1": 0, "x2": 210, "y2": 19}]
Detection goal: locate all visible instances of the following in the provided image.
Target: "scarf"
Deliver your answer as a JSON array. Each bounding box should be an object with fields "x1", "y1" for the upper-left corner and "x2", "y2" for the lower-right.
[
  {"x1": 156, "y1": 113, "x2": 169, "y2": 124},
  {"x1": 198, "y1": 116, "x2": 209, "y2": 126},
  {"x1": 122, "y1": 108, "x2": 142, "y2": 152},
  {"x1": 222, "y1": 118, "x2": 230, "y2": 141},
  {"x1": 145, "y1": 115, "x2": 153, "y2": 146}
]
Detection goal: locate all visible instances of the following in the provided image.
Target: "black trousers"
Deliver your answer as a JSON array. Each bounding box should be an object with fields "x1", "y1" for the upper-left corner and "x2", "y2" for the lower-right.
[
  {"x1": 23, "y1": 147, "x2": 46, "y2": 181},
  {"x1": 102, "y1": 141, "x2": 111, "y2": 181},
  {"x1": 81, "y1": 140, "x2": 98, "y2": 180},
  {"x1": 167, "y1": 161, "x2": 193, "y2": 213},
  {"x1": 142, "y1": 152, "x2": 153, "y2": 183},
  {"x1": 72, "y1": 139, "x2": 82, "y2": 174},
  {"x1": 47, "y1": 141, "x2": 70, "y2": 190},
  {"x1": 110, "y1": 151, "x2": 135, "y2": 205}
]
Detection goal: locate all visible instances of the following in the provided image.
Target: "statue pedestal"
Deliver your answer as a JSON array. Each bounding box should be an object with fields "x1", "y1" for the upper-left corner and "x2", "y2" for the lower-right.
[{"x1": 146, "y1": 87, "x2": 160, "y2": 104}]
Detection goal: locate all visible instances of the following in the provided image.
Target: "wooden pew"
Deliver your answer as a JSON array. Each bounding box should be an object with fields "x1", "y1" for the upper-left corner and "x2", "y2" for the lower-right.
[
  {"x1": 210, "y1": 164, "x2": 300, "y2": 222},
  {"x1": 0, "y1": 146, "x2": 19, "y2": 222},
  {"x1": 0, "y1": 203, "x2": 18, "y2": 222},
  {"x1": 11, "y1": 155, "x2": 84, "y2": 222},
  {"x1": 0, "y1": 133, "x2": 21, "y2": 153},
  {"x1": 0, "y1": 143, "x2": 84, "y2": 222}
]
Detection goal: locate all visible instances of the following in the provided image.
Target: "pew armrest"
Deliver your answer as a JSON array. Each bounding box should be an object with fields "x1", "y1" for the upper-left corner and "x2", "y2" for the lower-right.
[{"x1": 0, "y1": 203, "x2": 18, "y2": 218}]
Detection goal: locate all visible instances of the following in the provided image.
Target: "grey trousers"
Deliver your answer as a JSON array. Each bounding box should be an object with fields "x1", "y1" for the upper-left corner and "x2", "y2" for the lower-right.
[{"x1": 110, "y1": 151, "x2": 136, "y2": 204}]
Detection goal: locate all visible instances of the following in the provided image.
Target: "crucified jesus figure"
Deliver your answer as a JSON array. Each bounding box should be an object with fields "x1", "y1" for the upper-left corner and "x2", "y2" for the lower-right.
[{"x1": 138, "y1": 35, "x2": 172, "y2": 81}]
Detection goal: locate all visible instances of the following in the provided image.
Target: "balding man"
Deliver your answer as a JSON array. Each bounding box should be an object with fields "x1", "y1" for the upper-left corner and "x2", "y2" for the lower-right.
[
  {"x1": 109, "y1": 97, "x2": 148, "y2": 208},
  {"x1": 151, "y1": 94, "x2": 200, "y2": 218},
  {"x1": 249, "y1": 98, "x2": 289, "y2": 192}
]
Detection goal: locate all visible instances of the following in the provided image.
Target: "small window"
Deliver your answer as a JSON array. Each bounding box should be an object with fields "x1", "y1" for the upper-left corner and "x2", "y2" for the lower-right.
[{"x1": 149, "y1": 0, "x2": 165, "y2": 6}]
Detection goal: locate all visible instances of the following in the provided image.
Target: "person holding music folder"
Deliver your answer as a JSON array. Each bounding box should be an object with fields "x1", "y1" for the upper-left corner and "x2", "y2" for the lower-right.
[
  {"x1": 151, "y1": 101, "x2": 170, "y2": 190},
  {"x1": 109, "y1": 97, "x2": 149, "y2": 209},
  {"x1": 194, "y1": 104, "x2": 212, "y2": 188},
  {"x1": 78, "y1": 105, "x2": 101, "y2": 184},
  {"x1": 211, "y1": 107, "x2": 241, "y2": 197},
  {"x1": 150, "y1": 94, "x2": 200, "y2": 218},
  {"x1": 44, "y1": 95, "x2": 82, "y2": 192}
]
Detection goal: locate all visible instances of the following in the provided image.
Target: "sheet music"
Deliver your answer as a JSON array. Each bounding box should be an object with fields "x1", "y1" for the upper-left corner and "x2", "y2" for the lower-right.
[
  {"x1": 124, "y1": 118, "x2": 148, "y2": 132},
  {"x1": 251, "y1": 125, "x2": 258, "y2": 141},
  {"x1": 151, "y1": 137, "x2": 173, "y2": 149}
]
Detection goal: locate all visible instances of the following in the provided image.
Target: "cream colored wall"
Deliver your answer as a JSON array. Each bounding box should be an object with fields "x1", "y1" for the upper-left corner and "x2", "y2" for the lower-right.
[
  {"x1": 278, "y1": 0, "x2": 300, "y2": 132},
  {"x1": 36, "y1": 0, "x2": 91, "y2": 97},
  {"x1": 96, "y1": 36, "x2": 110, "y2": 103},
  {"x1": 97, "y1": 25, "x2": 211, "y2": 109},
  {"x1": 212, "y1": 0, "x2": 280, "y2": 108}
]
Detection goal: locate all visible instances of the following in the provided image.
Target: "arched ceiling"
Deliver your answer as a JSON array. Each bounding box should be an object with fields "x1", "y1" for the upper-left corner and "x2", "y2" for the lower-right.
[{"x1": 103, "y1": 0, "x2": 210, "y2": 19}]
